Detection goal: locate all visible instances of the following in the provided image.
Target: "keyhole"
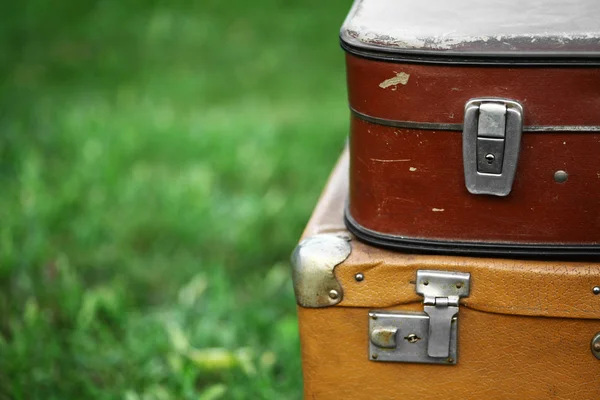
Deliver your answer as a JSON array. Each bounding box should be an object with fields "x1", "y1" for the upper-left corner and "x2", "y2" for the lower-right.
[
  {"x1": 485, "y1": 153, "x2": 495, "y2": 164},
  {"x1": 405, "y1": 334, "x2": 421, "y2": 344}
]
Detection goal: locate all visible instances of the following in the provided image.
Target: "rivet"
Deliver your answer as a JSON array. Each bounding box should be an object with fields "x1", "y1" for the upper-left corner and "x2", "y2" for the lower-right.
[
  {"x1": 592, "y1": 333, "x2": 600, "y2": 359},
  {"x1": 328, "y1": 289, "x2": 339, "y2": 300},
  {"x1": 370, "y1": 314, "x2": 378, "y2": 320},
  {"x1": 355, "y1": 273, "x2": 364, "y2": 282},
  {"x1": 593, "y1": 286, "x2": 600, "y2": 295},
  {"x1": 372, "y1": 354, "x2": 378, "y2": 360},
  {"x1": 485, "y1": 153, "x2": 495, "y2": 164},
  {"x1": 554, "y1": 170, "x2": 568, "y2": 183},
  {"x1": 456, "y1": 282, "x2": 464, "y2": 289},
  {"x1": 422, "y1": 281, "x2": 429, "y2": 286},
  {"x1": 446, "y1": 358, "x2": 454, "y2": 363}
]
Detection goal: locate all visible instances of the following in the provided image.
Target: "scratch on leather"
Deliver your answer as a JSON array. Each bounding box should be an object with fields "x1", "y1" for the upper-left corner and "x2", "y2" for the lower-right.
[
  {"x1": 379, "y1": 72, "x2": 410, "y2": 89},
  {"x1": 370, "y1": 158, "x2": 411, "y2": 163}
]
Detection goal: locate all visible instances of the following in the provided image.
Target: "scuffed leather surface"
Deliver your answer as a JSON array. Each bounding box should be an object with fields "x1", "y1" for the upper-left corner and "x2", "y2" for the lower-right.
[
  {"x1": 346, "y1": 54, "x2": 600, "y2": 244},
  {"x1": 298, "y1": 305, "x2": 600, "y2": 399},
  {"x1": 338, "y1": 240, "x2": 600, "y2": 319},
  {"x1": 302, "y1": 148, "x2": 349, "y2": 239}
]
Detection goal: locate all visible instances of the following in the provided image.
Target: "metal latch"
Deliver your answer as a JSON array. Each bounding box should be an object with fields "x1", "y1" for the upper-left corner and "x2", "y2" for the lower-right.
[
  {"x1": 368, "y1": 270, "x2": 471, "y2": 365},
  {"x1": 463, "y1": 98, "x2": 523, "y2": 196}
]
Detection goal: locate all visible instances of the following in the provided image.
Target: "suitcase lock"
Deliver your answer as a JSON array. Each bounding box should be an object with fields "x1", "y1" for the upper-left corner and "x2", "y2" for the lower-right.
[
  {"x1": 463, "y1": 98, "x2": 523, "y2": 196},
  {"x1": 369, "y1": 270, "x2": 471, "y2": 365}
]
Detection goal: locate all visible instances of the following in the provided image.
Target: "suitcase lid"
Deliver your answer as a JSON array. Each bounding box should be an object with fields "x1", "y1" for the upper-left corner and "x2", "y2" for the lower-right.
[{"x1": 341, "y1": 0, "x2": 600, "y2": 62}]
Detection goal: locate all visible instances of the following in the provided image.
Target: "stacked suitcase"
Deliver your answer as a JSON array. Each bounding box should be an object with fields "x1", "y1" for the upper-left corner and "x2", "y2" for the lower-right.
[{"x1": 291, "y1": 1, "x2": 600, "y2": 399}]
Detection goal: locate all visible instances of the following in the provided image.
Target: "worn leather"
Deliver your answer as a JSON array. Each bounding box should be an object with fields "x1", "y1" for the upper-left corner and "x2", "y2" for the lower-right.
[
  {"x1": 299, "y1": 305, "x2": 600, "y2": 399},
  {"x1": 302, "y1": 148, "x2": 348, "y2": 239},
  {"x1": 337, "y1": 240, "x2": 600, "y2": 319},
  {"x1": 346, "y1": 54, "x2": 600, "y2": 245},
  {"x1": 297, "y1": 148, "x2": 600, "y2": 399}
]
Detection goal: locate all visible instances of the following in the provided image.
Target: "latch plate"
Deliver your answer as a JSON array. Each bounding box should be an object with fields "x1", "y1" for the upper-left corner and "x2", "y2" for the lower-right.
[
  {"x1": 369, "y1": 311, "x2": 458, "y2": 365},
  {"x1": 463, "y1": 98, "x2": 523, "y2": 196},
  {"x1": 368, "y1": 270, "x2": 471, "y2": 366}
]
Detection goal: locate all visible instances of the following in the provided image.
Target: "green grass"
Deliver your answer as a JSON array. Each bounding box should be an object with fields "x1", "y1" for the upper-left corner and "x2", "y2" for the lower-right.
[{"x1": 0, "y1": 0, "x2": 350, "y2": 398}]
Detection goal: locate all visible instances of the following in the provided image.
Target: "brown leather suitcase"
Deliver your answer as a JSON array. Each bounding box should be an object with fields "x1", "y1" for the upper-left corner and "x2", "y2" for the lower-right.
[
  {"x1": 341, "y1": 0, "x2": 600, "y2": 258},
  {"x1": 292, "y1": 148, "x2": 600, "y2": 399}
]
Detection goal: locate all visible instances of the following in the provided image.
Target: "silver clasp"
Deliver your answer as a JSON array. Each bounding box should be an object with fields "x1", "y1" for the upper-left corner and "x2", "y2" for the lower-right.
[
  {"x1": 417, "y1": 270, "x2": 470, "y2": 358},
  {"x1": 463, "y1": 98, "x2": 523, "y2": 196},
  {"x1": 368, "y1": 270, "x2": 471, "y2": 365}
]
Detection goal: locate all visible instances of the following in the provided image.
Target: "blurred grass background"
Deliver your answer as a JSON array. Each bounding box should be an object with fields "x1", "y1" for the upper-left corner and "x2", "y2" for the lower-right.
[{"x1": 0, "y1": 0, "x2": 350, "y2": 398}]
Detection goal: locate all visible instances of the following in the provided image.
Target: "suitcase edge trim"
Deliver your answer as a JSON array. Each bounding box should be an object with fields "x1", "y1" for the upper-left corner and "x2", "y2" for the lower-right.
[
  {"x1": 340, "y1": 33, "x2": 600, "y2": 66},
  {"x1": 351, "y1": 107, "x2": 600, "y2": 133},
  {"x1": 344, "y1": 206, "x2": 600, "y2": 259}
]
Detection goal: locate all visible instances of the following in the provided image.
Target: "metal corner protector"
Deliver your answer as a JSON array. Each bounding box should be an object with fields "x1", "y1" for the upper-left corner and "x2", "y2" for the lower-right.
[{"x1": 290, "y1": 234, "x2": 352, "y2": 308}]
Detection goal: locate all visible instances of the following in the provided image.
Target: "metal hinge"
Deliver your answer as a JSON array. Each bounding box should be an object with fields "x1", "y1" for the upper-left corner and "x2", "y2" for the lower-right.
[
  {"x1": 369, "y1": 270, "x2": 471, "y2": 365},
  {"x1": 463, "y1": 98, "x2": 523, "y2": 196}
]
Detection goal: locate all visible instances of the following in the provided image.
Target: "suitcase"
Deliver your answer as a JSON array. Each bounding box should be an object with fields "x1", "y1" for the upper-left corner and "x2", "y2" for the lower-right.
[
  {"x1": 292, "y1": 149, "x2": 600, "y2": 399},
  {"x1": 341, "y1": 0, "x2": 600, "y2": 258}
]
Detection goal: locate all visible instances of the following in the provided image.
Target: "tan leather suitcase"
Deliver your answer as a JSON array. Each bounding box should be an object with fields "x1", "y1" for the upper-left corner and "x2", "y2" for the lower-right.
[{"x1": 291, "y1": 148, "x2": 600, "y2": 399}]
